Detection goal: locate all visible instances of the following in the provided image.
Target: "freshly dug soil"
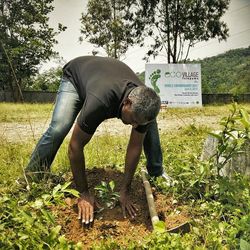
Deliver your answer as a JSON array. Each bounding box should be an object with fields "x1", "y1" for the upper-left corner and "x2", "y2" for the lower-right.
[{"x1": 52, "y1": 168, "x2": 190, "y2": 249}]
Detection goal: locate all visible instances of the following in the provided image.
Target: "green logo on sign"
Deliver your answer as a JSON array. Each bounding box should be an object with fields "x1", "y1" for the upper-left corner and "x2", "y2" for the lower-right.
[{"x1": 149, "y1": 69, "x2": 161, "y2": 94}]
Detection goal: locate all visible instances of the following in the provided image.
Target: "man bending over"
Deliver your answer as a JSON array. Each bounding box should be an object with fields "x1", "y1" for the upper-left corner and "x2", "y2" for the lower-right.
[{"x1": 26, "y1": 56, "x2": 165, "y2": 224}]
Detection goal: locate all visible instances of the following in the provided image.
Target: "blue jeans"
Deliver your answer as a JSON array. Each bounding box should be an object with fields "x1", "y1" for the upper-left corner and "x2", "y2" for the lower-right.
[
  {"x1": 26, "y1": 79, "x2": 163, "y2": 177},
  {"x1": 144, "y1": 120, "x2": 163, "y2": 177},
  {"x1": 26, "y1": 78, "x2": 83, "y2": 172}
]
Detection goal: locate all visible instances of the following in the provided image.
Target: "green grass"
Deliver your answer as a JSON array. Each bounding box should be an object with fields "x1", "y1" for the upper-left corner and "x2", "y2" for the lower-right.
[
  {"x1": 159, "y1": 103, "x2": 250, "y2": 120},
  {"x1": 0, "y1": 103, "x2": 54, "y2": 122},
  {"x1": 0, "y1": 139, "x2": 31, "y2": 190},
  {"x1": 0, "y1": 103, "x2": 250, "y2": 249},
  {"x1": 1, "y1": 102, "x2": 250, "y2": 123}
]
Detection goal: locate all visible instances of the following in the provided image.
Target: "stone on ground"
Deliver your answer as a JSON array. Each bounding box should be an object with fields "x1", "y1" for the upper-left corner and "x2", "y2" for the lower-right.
[{"x1": 201, "y1": 132, "x2": 250, "y2": 177}]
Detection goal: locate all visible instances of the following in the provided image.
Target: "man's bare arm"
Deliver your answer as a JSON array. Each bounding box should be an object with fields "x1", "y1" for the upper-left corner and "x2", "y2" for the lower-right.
[
  {"x1": 68, "y1": 123, "x2": 92, "y2": 193},
  {"x1": 120, "y1": 128, "x2": 145, "y2": 218},
  {"x1": 68, "y1": 123, "x2": 94, "y2": 224}
]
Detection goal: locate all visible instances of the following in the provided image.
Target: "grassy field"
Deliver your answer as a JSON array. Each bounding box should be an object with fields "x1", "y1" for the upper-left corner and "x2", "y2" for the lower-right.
[
  {"x1": 0, "y1": 103, "x2": 54, "y2": 123},
  {"x1": 1, "y1": 102, "x2": 232, "y2": 189},
  {"x1": 0, "y1": 103, "x2": 250, "y2": 249},
  {"x1": 1, "y1": 102, "x2": 250, "y2": 123}
]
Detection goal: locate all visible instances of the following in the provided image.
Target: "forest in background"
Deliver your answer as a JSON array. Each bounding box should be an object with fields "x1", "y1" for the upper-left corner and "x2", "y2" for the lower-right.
[{"x1": 196, "y1": 46, "x2": 250, "y2": 94}]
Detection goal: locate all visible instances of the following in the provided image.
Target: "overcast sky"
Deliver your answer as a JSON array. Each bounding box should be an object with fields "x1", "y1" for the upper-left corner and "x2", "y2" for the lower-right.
[{"x1": 44, "y1": 0, "x2": 250, "y2": 73}]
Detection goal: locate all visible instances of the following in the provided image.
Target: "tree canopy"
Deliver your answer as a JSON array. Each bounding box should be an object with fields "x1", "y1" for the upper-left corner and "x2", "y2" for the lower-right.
[
  {"x1": 0, "y1": 0, "x2": 66, "y2": 101},
  {"x1": 135, "y1": 0, "x2": 230, "y2": 63},
  {"x1": 79, "y1": 0, "x2": 230, "y2": 63},
  {"x1": 79, "y1": 0, "x2": 136, "y2": 59}
]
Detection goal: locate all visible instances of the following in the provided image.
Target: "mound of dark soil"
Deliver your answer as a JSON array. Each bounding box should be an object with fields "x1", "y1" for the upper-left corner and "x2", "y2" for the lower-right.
[{"x1": 52, "y1": 168, "x2": 190, "y2": 248}]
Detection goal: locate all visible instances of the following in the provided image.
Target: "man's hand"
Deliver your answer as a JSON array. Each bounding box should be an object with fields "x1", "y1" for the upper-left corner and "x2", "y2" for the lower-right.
[
  {"x1": 119, "y1": 190, "x2": 137, "y2": 219},
  {"x1": 77, "y1": 192, "x2": 95, "y2": 225}
]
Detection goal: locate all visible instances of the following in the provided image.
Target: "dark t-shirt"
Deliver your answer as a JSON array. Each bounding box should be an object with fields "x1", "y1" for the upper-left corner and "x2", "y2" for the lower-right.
[{"x1": 63, "y1": 56, "x2": 147, "y2": 134}]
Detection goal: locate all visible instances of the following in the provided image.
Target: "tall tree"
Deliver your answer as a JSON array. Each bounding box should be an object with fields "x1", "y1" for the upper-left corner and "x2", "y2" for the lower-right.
[
  {"x1": 80, "y1": 0, "x2": 136, "y2": 59},
  {"x1": 136, "y1": 0, "x2": 230, "y2": 63},
  {"x1": 0, "y1": 0, "x2": 66, "y2": 101}
]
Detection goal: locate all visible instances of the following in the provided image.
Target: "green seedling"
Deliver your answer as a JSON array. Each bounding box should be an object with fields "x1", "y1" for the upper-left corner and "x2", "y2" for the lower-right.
[
  {"x1": 210, "y1": 103, "x2": 250, "y2": 175},
  {"x1": 94, "y1": 180, "x2": 120, "y2": 209}
]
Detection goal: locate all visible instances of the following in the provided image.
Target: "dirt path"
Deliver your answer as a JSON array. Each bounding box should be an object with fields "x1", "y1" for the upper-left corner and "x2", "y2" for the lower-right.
[{"x1": 0, "y1": 112, "x2": 222, "y2": 142}]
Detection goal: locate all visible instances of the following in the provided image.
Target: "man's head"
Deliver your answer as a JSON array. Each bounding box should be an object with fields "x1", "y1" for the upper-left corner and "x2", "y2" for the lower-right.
[{"x1": 121, "y1": 86, "x2": 161, "y2": 127}]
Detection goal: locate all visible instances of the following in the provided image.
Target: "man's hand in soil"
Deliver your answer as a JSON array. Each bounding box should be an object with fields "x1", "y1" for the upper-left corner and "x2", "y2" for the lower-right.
[
  {"x1": 119, "y1": 190, "x2": 137, "y2": 219},
  {"x1": 77, "y1": 192, "x2": 95, "y2": 224}
]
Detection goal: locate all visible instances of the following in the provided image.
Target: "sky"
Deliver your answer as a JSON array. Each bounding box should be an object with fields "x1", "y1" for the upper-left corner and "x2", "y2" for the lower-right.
[{"x1": 44, "y1": 0, "x2": 250, "y2": 73}]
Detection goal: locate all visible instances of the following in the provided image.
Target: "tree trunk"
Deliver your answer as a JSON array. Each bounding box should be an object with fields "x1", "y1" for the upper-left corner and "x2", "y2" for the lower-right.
[
  {"x1": 3, "y1": 45, "x2": 23, "y2": 102},
  {"x1": 112, "y1": 0, "x2": 118, "y2": 59},
  {"x1": 8, "y1": 70, "x2": 16, "y2": 101},
  {"x1": 172, "y1": 0, "x2": 180, "y2": 63},
  {"x1": 7, "y1": 63, "x2": 23, "y2": 102},
  {"x1": 165, "y1": 0, "x2": 171, "y2": 63}
]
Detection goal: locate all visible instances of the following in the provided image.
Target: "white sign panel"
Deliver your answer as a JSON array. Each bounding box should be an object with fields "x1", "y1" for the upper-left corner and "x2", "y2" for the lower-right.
[{"x1": 145, "y1": 64, "x2": 202, "y2": 107}]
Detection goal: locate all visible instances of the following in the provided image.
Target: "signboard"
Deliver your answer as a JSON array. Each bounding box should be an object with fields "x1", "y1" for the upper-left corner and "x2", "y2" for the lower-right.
[{"x1": 145, "y1": 64, "x2": 202, "y2": 107}]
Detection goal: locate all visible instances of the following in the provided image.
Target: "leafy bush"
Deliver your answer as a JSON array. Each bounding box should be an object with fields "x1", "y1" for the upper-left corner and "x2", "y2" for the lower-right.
[
  {"x1": 0, "y1": 182, "x2": 82, "y2": 249},
  {"x1": 24, "y1": 66, "x2": 62, "y2": 92},
  {"x1": 210, "y1": 103, "x2": 250, "y2": 175}
]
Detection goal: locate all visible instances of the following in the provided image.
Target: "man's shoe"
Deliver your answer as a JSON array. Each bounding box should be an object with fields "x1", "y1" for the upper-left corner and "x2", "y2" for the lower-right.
[{"x1": 161, "y1": 172, "x2": 173, "y2": 187}]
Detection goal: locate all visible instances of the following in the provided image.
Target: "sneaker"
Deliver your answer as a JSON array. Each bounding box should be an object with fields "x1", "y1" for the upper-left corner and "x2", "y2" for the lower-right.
[{"x1": 161, "y1": 172, "x2": 173, "y2": 187}]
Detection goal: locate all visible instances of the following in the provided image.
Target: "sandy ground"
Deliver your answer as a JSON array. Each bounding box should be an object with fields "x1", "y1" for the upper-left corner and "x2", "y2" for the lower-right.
[{"x1": 0, "y1": 111, "x2": 222, "y2": 142}]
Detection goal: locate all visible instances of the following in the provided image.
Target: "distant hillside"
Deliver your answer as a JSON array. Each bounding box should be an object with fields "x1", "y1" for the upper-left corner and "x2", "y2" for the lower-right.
[
  {"x1": 138, "y1": 47, "x2": 250, "y2": 94},
  {"x1": 194, "y1": 47, "x2": 250, "y2": 94}
]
